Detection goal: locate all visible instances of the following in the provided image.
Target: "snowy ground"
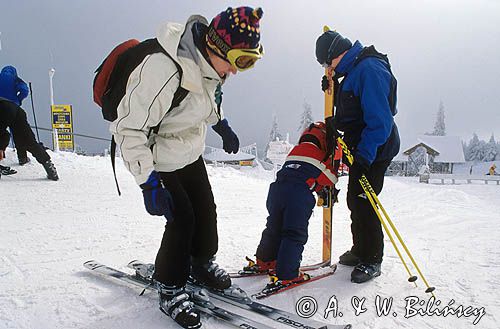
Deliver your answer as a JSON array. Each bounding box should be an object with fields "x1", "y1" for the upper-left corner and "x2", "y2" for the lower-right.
[{"x1": 1, "y1": 148, "x2": 499, "y2": 329}]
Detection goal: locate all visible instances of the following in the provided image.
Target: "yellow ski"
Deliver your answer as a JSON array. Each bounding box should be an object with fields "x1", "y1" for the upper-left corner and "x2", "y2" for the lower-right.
[{"x1": 322, "y1": 25, "x2": 335, "y2": 263}]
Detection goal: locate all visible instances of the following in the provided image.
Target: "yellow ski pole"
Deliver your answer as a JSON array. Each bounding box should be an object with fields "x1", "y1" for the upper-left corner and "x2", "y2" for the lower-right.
[
  {"x1": 337, "y1": 137, "x2": 422, "y2": 288},
  {"x1": 358, "y1": 177, "x2": 418, "y2": 287},
  {"x1": 363, "y1": 182, "x2": 436, "y2": 294}
]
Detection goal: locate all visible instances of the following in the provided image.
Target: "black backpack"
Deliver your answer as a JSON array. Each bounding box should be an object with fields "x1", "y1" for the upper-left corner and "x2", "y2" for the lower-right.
[{"x1": 354, "y1": 45, "x2": 397, "y2": 115}]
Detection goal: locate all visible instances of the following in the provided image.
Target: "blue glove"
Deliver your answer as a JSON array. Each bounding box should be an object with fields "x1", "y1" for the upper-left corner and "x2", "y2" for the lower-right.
[
  {"x1": 212, "y1": 119, "x2": 239, "y2": 154},
  {"x1": 140, "y1": 171, "x2": 174, "y2": 221}
]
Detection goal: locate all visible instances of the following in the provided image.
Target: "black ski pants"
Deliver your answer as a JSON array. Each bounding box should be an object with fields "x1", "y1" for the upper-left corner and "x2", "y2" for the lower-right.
[
  {"x1": 153, "y1": 156, "x2": 218, "y2": 287},
  {"x1": 347, "y1": 160, "x2": 391, "y2": 264},
  {"x1": 8, "y1": 106, "x2": 49, "y2": 164},
  {"x1": 5, "y1": 127, "x2": 28, "y2": 161}
]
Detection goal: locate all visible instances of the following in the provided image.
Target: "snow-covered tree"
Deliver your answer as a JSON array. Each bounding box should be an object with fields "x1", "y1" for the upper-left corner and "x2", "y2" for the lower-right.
[
  {"x1": 298, "y1": 100, "x2": 314, "y2": 132},
  {"x1": 268, "y1": 114, "x2": 283, "y2": 143},
  {"x1": 407, "y1": 146, "x2": 428, "y2": 175},
  {"x1": 430, "y1": 101, "x2": 446, "y2": 136},
  {"x1": 483, "y1": 134, "x2": 498, "y2": 161},
  {"x1": 264, "y1": 115, "x2": 283, "y2": 158},
  {"x1": 466, "y1": 133, "x2": 486, "y2": 161}
]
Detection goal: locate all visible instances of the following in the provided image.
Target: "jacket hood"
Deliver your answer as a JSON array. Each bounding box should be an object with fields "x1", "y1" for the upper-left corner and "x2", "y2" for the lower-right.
[
  {"x1": 1, "y1": 66, "x2": 17, "y2": 76},
  {"x1": 156, "y1": 15, "x2": 221, "y2": 94}
]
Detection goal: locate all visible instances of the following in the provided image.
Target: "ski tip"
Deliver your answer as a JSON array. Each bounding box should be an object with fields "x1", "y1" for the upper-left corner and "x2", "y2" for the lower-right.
[
  {"x1": 323, "y1": 25, "x2": 331, "y2": 32},
  {"x1": 83, "y1": 260, "x2": 104, "y2": 271}
]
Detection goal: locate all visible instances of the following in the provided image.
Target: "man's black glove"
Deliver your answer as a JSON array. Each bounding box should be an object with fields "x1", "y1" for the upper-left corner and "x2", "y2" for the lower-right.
[
  {"x1": 348, "y1": 154, "x2": 370, "y2": 176},
  {"x1": 322, "y1": 75, "x2": 342, "y2": 92},
  {"x1": 325, "y1": 116, "x2": 341, "y2": 159},
  {"x1": 321, "y1": 75, "x2": 330, "y2": 92}
]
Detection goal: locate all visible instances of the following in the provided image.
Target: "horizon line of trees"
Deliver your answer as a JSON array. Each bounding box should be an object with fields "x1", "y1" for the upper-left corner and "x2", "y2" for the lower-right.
[{"x1": 463, "y1": 133, "x2": 500, "y2": 162}]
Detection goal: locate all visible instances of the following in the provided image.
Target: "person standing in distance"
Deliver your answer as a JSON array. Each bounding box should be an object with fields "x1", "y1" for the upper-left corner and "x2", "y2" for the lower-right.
[
  {"x1": 0, "y1": 65, "x2": 31, "y2": 165},
  {"x1": 0, "y1": 98, "x2": 58, "y2": 180}
]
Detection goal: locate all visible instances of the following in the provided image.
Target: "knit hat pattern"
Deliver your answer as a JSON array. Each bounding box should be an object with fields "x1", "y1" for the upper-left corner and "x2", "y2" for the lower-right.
[{"x1": 207, "y1": 6, "x2": 263, "y2": 58}]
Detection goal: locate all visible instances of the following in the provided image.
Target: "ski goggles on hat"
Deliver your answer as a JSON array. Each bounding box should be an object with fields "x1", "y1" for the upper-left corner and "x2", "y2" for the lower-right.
[
  {"x1": 206, "y1": 27, "x2": 264, "y2": 71},
  {"x1": 226, "y1": 45, "x2": 264, "y2": 71},
  {"x1": 207, "y1": 41, "x2": 264, "y2": 71}
]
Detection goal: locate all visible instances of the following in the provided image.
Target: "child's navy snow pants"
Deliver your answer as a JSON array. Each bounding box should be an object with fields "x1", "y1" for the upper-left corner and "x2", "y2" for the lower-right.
[{"x1": 256, "y1": 179, "x2": 316, "y2": 280}]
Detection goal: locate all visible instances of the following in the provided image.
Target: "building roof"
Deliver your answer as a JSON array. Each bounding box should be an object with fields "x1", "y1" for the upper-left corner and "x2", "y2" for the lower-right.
[
  {"x1": 266, "y1": 139, "x2": 294, "y2": 165},
  {"x1": 203, "y1": 148, "x2": 255, "y2": 162},
  {"x1": 401, "y1": 135, "x2": 465, "y2": 163}
]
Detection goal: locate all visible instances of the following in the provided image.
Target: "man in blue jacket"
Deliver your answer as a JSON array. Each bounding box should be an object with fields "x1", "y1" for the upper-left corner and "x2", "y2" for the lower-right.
[
  {"x1": 0, "y1": 66, "x2": 29, "y2": 105},
  {"x1": 0, "y1": 65, "x2": 31, "y2": 164},
  {"x1": 316, "y1": 30, "x2": 400, "y2": 283}
]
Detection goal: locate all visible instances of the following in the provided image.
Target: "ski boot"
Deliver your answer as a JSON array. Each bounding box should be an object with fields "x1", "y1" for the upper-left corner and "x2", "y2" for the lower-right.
[
  {"x1": 42, "y1": 160, "x2": 59, "y2": 181},
  {"x1": 0, "y1": 165, "x2": 17, "y2": 175},
  {"x1": 241, "y1": 256, "x2": 276, "y2": 275},
  {"x1": 190, "y1": 257, "x2": 231, "y2": 290},
  {"x1": 351, "y1": 262, "x2": 381, "y2": 283},
  {"x1": 264, "y1": 271, "x2": 310, "y2": 293},
  {"x1": 19, "y1": 157, "x2": 31, "y2": 166},
  {"x1": 339, "y1": 250, "x2": 361, "y2": 266},
  {"x1": 157, "y1": 282, "x2": 201, "y2": 329}
]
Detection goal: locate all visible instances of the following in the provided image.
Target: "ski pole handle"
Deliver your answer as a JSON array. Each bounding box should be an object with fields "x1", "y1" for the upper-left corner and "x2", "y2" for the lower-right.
[{"x1": 336, "y1": 137, "x2": 354, "y2": 166}]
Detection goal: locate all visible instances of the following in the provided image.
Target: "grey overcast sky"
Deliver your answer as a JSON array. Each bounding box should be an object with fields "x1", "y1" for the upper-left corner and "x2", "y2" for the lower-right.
[{"x1": 1, "y1": 0, "x2": 499, "y2": 154}]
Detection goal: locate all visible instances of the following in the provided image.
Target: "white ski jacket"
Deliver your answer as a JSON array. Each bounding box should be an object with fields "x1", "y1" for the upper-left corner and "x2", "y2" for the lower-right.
[{"x1": 110, "y1": 15, "x2": 223, "y2": 185}]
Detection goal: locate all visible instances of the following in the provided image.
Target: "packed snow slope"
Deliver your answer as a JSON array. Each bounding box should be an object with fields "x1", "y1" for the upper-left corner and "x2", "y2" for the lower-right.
[{"x1": 1, "y1": 149, "x2": 499, "y2": 329}]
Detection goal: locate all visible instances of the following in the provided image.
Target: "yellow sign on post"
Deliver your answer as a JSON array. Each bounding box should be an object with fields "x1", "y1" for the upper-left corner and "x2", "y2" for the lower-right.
[{"x1": 51, "y1": 104, "x2": 74, "y2": 151}]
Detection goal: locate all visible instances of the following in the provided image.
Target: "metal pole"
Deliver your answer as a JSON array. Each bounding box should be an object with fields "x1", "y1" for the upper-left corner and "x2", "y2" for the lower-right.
[
  {"x1": 28, "y1": 82, "x2": 40, "y2": 143},
  {"x1": 49, "y1": 68, "x2": 55, "y2": 106},
  {"x1": 49, "y1": 68, "x2": 59, "y2": 152}
]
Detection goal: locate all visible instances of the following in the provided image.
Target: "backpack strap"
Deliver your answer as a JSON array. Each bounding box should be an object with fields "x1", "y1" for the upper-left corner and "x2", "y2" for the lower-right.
[
  {"x1": 110, "y1": 136, "x2": 121, "y2": 195},
  {"x1": 148, "y1": 82, "x2": 189, "y2": 137},
  {"x1": 352, "y1": 45, "x2": 398, "y2": 116},
  {"x1": 354, "y1": 45, "x2": 391, "y2": 68}
]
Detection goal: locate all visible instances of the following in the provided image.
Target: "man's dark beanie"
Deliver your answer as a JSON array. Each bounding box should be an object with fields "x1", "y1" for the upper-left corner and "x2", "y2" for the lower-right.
[{"x1": 316, "y1": 30, "x2": 352, "y2": 65}]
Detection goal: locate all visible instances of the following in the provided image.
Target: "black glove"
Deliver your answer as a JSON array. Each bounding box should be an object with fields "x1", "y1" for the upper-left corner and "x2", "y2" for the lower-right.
[
  {"x1": 321, "y1": 75, "x2": 330, "y2": 92},
  {"x1": 140, "y1": 171, "x2": 175, "y2": 221},
  {"x1": 325, "y1": 116, "x2": 341, "y2": 159},
  {"x1": 349, "y1": 155, "x2": 370, "y2": 176},
  {"x1": 212, "y1": 119, "x2": 240, "y2": 154}
]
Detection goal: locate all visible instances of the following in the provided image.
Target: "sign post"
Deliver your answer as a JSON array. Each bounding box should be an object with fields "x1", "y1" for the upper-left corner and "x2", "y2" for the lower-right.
[{"x1": 51, "y1": 104, "x2": 74, "y2": 152}]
